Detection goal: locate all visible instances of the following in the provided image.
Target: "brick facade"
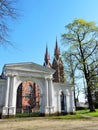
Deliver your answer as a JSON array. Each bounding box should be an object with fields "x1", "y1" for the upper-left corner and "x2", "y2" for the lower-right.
[{"x1": 16, "y1": 81, "x2": 40, "y2": 113}]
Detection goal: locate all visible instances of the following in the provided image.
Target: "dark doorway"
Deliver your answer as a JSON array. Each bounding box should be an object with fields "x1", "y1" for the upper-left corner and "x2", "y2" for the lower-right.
[{"x1": 60, "y1": 91, "x2": 65, "y2": 113}]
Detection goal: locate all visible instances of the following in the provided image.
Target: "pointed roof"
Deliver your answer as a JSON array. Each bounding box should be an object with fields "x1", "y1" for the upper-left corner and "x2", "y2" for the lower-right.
[
  {"x1": 43, "y1": 45, "x2": 51, "y2": 68},
  {"x1": 54, "y1": 38, "x2": 60, "y2": 58},
  {"x1": 52, "y1": 38, "x2": 65, "y2": 83},
  {"x1": 44, "y1": 45, "x2": 50, "y2": 62},
  {"x1": 56, "y1": 37, "x2": 59, "y2": 51}
]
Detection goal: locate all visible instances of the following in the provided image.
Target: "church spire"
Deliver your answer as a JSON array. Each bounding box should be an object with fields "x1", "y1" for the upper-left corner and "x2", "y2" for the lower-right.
[
  {"x1": 54, "y1": 37, "x2": 60, "y2": 60},
  {"x1": 45, "y1": 45, "x2": 50, "y2": 62},
  {"x1": 43, "y1": 45, "x2": 51, "y2": 68},
  {"x1": 52, "y1": 38, "x2": 65, "y2": 83}
]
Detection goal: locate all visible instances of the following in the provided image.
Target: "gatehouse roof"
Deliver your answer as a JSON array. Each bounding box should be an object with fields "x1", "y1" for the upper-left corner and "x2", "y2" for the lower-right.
[{"x1": 2, "y1": 62, "x2": 55, "y2": 78}]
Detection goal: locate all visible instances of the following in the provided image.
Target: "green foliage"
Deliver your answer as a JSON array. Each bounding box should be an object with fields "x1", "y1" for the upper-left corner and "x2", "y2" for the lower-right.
[
  {"x1": 62, "y1": 18, "x2": 98, "y2": 112},
  {"x1": 62, "y1": 18, "x2": 98, "y2": 47}
]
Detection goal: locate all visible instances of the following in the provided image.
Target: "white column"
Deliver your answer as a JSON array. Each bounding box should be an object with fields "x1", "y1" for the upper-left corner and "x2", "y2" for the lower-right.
[
  {"x1": 57, "y1": 93, "x2": 59, "y2": 112},
  {"x1": 11, "y1": 76, "x2": 16, "y2": 107},
  {"x1": 45, "y1": 79, "x2": 49, "y2": 107},
  {"x1": 48, "y1": 78, "x2": 55, "y2": 114},
  {"x1": 5, "y1": 76, "x2": 10, "y2": 107},
  {"x1": 48, "y1": 79, "x2": 53, "y2": 106},
  {"x1": 72, "y1": 90, "x2": 75, "y2": 112},
  {"x1": 58, "y1": 94, "x2": 61, "y2": 113},
  {"x1": 9, "y1": 76, "x2": 13, "y2": 107},
  {"x1": 8, "y1": 76, "x2": 17, "y2": 115}
]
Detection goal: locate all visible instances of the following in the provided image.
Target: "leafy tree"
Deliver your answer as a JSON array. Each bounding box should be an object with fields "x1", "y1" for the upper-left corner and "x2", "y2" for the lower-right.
[
  {"x1": 62, "y1": 19, "x2": 98, "y2": 112},
  {"x1": 62, "y1": 50, "x2": 78, "y2": 107},
  {"x1": 0, "y1": 0, "x2": 17, "y2": 45}
]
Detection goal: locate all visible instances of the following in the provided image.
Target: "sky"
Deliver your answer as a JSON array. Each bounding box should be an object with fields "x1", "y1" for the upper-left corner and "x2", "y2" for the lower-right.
[{"x1": 0, "y1": 0, "x2": 98, "y2": 101}]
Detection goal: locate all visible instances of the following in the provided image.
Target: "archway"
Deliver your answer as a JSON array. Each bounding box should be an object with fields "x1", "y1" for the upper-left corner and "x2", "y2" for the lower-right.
[
  {"x1": 60, "y1": 91, "x2": 67, "y2": 114},
  {"x1": 16, "y1": 81, "x2": 40, "y2": 115}
]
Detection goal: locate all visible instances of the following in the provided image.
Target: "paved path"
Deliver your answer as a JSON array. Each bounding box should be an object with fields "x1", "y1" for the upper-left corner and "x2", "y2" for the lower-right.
[{"x1": 81, "y1": 114, "x2": 98, "y2": 120}]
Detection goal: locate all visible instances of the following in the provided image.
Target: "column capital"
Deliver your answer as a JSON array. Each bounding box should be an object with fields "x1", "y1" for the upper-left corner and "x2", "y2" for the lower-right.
[{"x1": 44, "y1": 75, "x2": 53, "y2": 80}]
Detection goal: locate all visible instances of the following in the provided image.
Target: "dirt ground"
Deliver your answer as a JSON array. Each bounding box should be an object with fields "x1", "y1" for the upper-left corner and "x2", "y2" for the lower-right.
[{"x1": 0, "y1": 117, "x2": 98, "y2": 130}]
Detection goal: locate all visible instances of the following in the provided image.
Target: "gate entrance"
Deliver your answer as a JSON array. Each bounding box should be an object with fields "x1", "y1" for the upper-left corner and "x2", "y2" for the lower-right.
[
  {"x1": 16, "y1": 81, "x2": 40, "y2": 115},
  {"x1": 1, "y1": 62, "x2": 56, "y2": 117}
]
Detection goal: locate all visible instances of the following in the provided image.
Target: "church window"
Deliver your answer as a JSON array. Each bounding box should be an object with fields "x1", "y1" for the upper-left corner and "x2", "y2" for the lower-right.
[{"x1": 27, "y1": 85, "x2": 32, "y2": 91}]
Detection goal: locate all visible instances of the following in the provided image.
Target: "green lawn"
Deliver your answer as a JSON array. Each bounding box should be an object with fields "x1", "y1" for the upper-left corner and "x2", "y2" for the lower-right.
[
  {"x1": 48, "y1": 109, "x2": 98, "y2": 120},
  {"x1": 48, "y1": 114, "x2": 86, "y2": 120},
  {"x1": 77, "y1": 109, "x2": 98, "y2": 117},
  {"x1": 15, "y1": 109, "x2": 98, "y2": 120}
]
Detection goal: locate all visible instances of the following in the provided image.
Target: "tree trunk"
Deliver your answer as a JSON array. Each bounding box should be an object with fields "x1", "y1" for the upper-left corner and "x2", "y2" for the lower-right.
[
  {"x1": 79, "y1": 41, "x2": 95, "y2": 112},
  {"x1": 87, "y1": 81, "x2": 95, "y2": 112}
]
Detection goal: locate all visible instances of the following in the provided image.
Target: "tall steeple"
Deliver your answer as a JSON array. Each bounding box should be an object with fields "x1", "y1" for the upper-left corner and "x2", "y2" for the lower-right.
[
  {"x1": 54, "y1": 37, "x2": 60, "y2": 60},
  {"x1": 52, "y1": 38, "x2": 65, "y2": 83},
  {"x1": 43, "y1": 45, "x2": 51, "y2": 68}
]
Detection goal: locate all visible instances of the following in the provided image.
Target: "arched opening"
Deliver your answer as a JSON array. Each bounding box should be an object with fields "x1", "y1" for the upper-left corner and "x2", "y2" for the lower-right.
[
  {"x1": 60, "y1": 91, "x2": 66, "y2": 114},
  {"x1": 16, "y1": 81, "x2": 40, "y2": 115},
  {"x1": 60, "y1": 91, "x2": 64, "y2": 112}
]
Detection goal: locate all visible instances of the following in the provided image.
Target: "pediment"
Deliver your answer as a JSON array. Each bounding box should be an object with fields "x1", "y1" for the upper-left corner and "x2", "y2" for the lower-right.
[{"x1": 3, "y1": 62, "x2": 55, "y2": 76}]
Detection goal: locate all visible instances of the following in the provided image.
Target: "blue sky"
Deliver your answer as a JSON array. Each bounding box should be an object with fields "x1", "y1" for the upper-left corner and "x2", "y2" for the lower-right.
[
  {"x1": 0, "y1": 0, "x2": 98, "y2": 72},
  {"x1": 1, "y1": 0, "x2": 98, "y2": 102}
]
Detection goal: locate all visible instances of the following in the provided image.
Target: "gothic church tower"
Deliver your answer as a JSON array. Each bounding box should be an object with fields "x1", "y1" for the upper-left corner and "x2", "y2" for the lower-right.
[
  {"x1": 43, "y1": 39, "x2": 65, "y2": 83},
  {"x1": 52, "y1": 38, "x2": 65, "y2": 83}
]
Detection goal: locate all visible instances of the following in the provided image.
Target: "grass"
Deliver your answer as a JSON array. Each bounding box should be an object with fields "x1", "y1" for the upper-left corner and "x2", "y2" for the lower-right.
[
  {"x1": 48, "y1": 109, "x2": 98, "y2": 120},
  {"x1": 16, "y1": 112, "x2": 86, "y2": 120},
  {"x1": 77, "y1": 109, "x2": 98, "y2": 117},
  {"x1": 48, "y1": 114, "x2": 86, "y2": 120},
  {"x1": 7, "y1": 109, "x2": 98, "y2": 120},
  {"x1": 16, "y1": 112, "x2": 40, "y2": 118}
]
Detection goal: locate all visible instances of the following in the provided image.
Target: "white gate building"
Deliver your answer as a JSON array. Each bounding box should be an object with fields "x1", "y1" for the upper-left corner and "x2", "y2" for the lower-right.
[{"x1": 0, "y1": 62, "x2": 75, "y2": 118}]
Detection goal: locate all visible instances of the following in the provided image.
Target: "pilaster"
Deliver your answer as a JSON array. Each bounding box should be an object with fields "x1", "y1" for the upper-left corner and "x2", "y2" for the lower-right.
[
  {"x1": 44, "y1": 79, "x2": 49, "y2": 114},
  {"x1": 2, "y1": 75, "x2": 16, "y2": 117},
  {"x1": 45, "y1": 78, "x2": 54, "y2": 115},
  {"x1": 9, "y1": 76, "x2": 16, "y2": 115},
  {"x1": 2, "y1": 76, "x2": 10, "y2": 116}
]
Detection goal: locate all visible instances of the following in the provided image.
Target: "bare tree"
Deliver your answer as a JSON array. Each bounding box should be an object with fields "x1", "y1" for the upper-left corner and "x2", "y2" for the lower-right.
[{"x1": 0, "y1": 0, "x2": 17, "y2": 45}]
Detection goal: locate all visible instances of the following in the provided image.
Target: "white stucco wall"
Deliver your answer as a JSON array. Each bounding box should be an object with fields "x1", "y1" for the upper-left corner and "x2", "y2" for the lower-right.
[{"x1": 53, "y1": 83, "x2": 75, "y2": 114}]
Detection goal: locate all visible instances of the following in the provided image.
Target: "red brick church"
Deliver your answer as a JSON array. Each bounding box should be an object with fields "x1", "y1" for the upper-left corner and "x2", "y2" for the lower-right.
[{"x1": 16, "y1": 39, "x2": 65, "y2": 114}]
